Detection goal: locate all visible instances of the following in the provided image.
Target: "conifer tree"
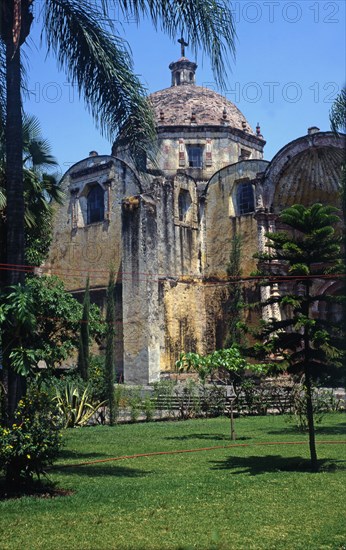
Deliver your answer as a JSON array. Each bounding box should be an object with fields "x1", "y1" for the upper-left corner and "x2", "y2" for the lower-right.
[
  {"x1": 105, "y1": 271, "x2": 116, "y2": 425},
  {"x1": 245, "y1": 203, "x2": 344, "y2": 471},
  {"x1": 78, "y1": 277, "x2": 90, "y2": 381}
]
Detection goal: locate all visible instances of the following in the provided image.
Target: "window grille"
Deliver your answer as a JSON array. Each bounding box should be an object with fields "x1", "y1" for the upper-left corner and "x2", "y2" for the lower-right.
[
  {"x1": 187, "y1": 145, "x2": 203, "y2": 168},
  {"x1": 237, "y1": 181, "x2": 254, "y2": 215},
  {"x1": 87, "y1": 185, "x2": 104, "y2": 224}
]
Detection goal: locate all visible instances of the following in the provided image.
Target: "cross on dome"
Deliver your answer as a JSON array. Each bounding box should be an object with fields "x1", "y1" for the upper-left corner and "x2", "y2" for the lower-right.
[{"x1": 178, "y1": 36, "x2": 188, "y2": 58}]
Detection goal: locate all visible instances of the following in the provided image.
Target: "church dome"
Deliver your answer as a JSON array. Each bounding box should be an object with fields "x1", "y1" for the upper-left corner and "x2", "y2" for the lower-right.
[
  {"x1": 272, "y1": 142, "x2": 344, "y2": 211},
  {"x1": 150, "y1": 85, "x2": 255, "y2": 134},
  {"x1": 149, "y1": 53, "x2": 255, "y2": 135}
]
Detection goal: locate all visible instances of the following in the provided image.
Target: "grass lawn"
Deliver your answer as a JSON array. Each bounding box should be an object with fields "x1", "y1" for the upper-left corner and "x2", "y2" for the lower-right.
[{"x1": 0, "y1": 414, "x2": 345, "y2": 550}]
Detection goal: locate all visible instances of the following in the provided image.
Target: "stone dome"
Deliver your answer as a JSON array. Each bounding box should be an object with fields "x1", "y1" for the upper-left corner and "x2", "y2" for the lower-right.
[
  {"x1": 149, "y1": 55, "x2": 255, "y2": 135},
  {"x1": 273, "y1": 145, "x2": 344, "y2": 210},
  {"x1": 149, "y1": 85, "x2": 255, "y2": 134}
]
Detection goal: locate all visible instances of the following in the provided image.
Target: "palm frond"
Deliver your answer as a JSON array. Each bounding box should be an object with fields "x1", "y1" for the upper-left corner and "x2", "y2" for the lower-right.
[
  {"x1": 22, "y1": 114, "x2": 58, "y2": 169},
  {"x1": 330, "y1": 88, "x2": 346, "y2": 134},
  {"x1": 43, "y1": 0, "x2": 156, "y2": 166},
  {"x1": 101, "y1": 0, "x2": 236, "y2": 89}
]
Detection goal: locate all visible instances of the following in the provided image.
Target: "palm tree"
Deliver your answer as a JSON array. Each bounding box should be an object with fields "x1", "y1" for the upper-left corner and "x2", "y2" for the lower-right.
[
  {"x1": 0, "y1": 0, "x2": 236, "y2": 420},
  {"x1": 0, "y1": 114, "x2": 62, "y2": 268},
  {"x1": 0, "y1": 111, "x2": 62, "y2": 421}
]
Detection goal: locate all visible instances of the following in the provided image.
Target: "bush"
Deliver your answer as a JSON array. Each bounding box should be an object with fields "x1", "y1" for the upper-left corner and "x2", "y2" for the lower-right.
[
  {"x1": 88, "y1": 355, "x2": 108, "y2": 402},
  {"x1": 54, "y1": 381, "x2": 106, "y2": 428},
  {"x1": 0, "y1": 387, "x2": 62, "y2": 486}
]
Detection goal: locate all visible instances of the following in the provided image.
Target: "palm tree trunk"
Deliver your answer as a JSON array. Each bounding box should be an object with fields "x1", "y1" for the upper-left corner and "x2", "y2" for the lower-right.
[
  {"x1": 4, "y1": 39, "x2": 26, "y2": 423},
  {"x1": 6, "y1": 44, "x2": 25, "y2": 282}
]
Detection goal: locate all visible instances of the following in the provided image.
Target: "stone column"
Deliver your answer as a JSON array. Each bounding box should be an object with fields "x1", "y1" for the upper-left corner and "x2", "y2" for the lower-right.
[{"x1": 122, "y1": 194, "x2": 160, "y2": 384}]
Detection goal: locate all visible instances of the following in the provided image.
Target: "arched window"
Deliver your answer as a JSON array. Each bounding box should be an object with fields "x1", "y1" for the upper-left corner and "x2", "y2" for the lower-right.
[
  {"x1": 178, "y1": 189, "x2": 192, "y2": 221},
  {"x1": 236, "y1": 181, "x2": 254, "y2": 215},
  {"x1": 87, "y1": 185, "x2": 104, "y2": 224}
]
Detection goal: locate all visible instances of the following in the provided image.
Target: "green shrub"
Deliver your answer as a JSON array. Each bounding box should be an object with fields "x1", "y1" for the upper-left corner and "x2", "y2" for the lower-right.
[
  {"x1": 54, "y1": 382, "x2": 106, "y2": 428},
  {"x1": 127, "y1": 388, "x2": 142, "y2": 423},
  {"x1": 0, "y1": 387, "x2": 62, "y2": 485},
  {"x1": 88, "y1": 355, "x2": 108, "y2": 401},
  {"x1": 142, "y1": 396, "x2": 155, "y2": 422}
]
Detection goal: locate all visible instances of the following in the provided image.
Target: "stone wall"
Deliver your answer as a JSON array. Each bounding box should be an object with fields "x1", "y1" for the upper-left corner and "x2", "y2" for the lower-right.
[
  {"x1": 48, "y1": 156, "x2": 141, "y2": 291},
  {"x1": 204, "y1": 160, "x2": 270, "y2": 277}
]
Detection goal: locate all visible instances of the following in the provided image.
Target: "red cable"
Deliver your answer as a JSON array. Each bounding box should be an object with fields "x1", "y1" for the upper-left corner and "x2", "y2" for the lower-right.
[{"x1": 52, "y1": 440, "x2": 346, "y2": 469}]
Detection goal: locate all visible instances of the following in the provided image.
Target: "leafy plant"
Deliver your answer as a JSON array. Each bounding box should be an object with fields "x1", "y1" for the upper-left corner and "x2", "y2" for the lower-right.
[
  {"x1": 142, "y1": 396, "x2": 155, "y2": 422},
  {"x1": 88, "y1": 355, "x2": 108, "y2": 402},
  {"x1": 0, "y1": 386, "x2": 62, "y2": 487},
  {"x1": 54, "y1": 382, "x2": 106, "y2": 428},
  {"x1": 128, "y1": 388, "x2": 142, "y2": 423}
]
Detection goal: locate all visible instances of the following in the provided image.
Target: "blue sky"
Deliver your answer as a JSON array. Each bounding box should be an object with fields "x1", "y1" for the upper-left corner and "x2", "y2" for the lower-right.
[{"x1": 23, "y1": 0, "x2": 345, "y2": 179}]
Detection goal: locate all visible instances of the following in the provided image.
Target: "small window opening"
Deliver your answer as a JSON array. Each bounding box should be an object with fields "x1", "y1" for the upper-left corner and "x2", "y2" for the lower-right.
[
  {"x1": 176, "y1": 72, "x2": 181, "y2": 85},
  {"x1": 237, "y1": 181, "x2": 254, "y2": 215},
  {"x1": 189, "y1": 72, "x2": 193, "y2": 82},
  {"x1": 178, "y1": 189, "x2": 192, "y2": 221},
  {"x1": 239, "y1": 148, "x2": 251, "y2": 161},
  {"x1": 87, "y1": 185, "x2": 104, "y2": 224},
  {"x1": 187, "y1": 145, "x2": 203, "y2": 168}
]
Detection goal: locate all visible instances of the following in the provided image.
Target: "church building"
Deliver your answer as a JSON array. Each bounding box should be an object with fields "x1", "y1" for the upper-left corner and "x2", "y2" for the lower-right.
[{"x1": 48, "y1": 50, "x2": 345, "y2": 383}]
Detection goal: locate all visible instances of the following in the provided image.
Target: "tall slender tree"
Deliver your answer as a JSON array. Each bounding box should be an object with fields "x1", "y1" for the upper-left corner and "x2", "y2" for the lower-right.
[
  {"x1": 0, "y1": 0, "x2": 237, "y2": 420},
  {"x1": 226, "y1": 234, "x2": 243, "y2": 346},
  {"x1": 105, "y1": 271, "x2": 116, "y2": 426},
  {"x1": 77, "y1": 276, "x2": 90, "y2": 381},
  {"x1": 246, "y1": 204, "x2": 344, "y2": 471}
]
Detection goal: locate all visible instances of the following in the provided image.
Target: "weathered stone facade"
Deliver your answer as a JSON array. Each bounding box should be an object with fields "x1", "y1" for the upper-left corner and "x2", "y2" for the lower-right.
[{"x1": 48, "y1": 55, "x2": 345, "y2": 383}]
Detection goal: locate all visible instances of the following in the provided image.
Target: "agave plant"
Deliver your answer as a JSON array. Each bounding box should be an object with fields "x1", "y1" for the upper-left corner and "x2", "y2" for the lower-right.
[{"x1": 54, "y1": 382, "x2": 106, "y2": 428}]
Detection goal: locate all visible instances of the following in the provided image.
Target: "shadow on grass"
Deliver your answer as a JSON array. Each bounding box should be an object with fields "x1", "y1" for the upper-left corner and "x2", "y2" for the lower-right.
[
  {"x1": 268, "y1": 422, "x2": 346, "y2": 437},
  {"x1": 164, "y1": 433, "x2": 251, "y2": 442},
  {"x1": 58, "y1": 449, "x2": 108, "y2": 461},
  {"x1": 0, "y1": 479, "x2": 74, "y2": 500},
  {"x1": 53, "y1": 464, "x2": 151, "y2": 478},
  {"x1": 210, "y1": 454, "x2": 346, "y2": 475}
]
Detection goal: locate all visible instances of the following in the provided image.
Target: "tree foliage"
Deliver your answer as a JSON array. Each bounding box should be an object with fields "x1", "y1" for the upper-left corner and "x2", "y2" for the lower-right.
[
  {"x1": 0, "y1": 275, "x2": 104, "y2": 377},
  {"x1": 177, "y1": 345, "x2": 265, "y2": 384}
]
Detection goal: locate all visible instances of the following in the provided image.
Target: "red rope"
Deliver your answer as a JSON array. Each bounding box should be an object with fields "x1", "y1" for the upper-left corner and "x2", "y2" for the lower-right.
[{"x1": 53, "y1": 440, "x2": 346, "y2": 469}]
